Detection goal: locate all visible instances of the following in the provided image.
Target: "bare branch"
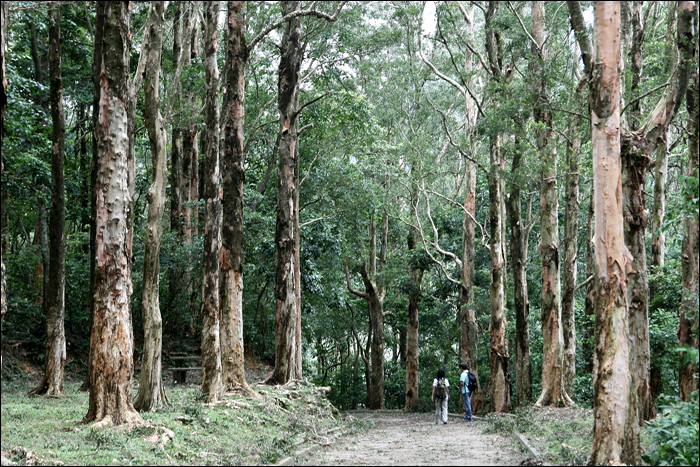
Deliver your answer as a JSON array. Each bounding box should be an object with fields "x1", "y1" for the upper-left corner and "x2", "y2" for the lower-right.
[
  {"x1": 345, "y1": 263, "x2": 369, "y2": 299},
  {"x1": 248, "y1": 1, "x2": 347, "y2": 51},
  {"x1": 293, "y1": 90, "x2": 333, "y2": 120},
  {"x1": 620, "y1": 81, "x2": 670, "y2": 116},
  {"x1": 506, "y1": 1, "x2": 542, "y2": 54},
  {"x1": 575, "y1": 274, "x2": 594, "y2": 292},
  {"x1": 300, "y1": 209, "x2": 351, "y2": 228}
]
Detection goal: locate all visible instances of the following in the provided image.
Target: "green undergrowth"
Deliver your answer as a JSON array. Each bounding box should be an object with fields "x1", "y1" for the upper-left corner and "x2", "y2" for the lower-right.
[
  {"x1": 483, "y1": 405, "x2": 594, "y2": 466},
  {"x1": 1, "y1": 379, "x2": 368, "y2": 466}
]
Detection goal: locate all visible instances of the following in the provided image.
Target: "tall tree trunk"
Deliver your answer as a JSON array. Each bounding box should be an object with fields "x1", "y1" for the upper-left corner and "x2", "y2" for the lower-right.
[
  {"x1": 460, "y1": 155, "x2": 478, "y2": 380},
  {"x1": 508, "y1": 130, "x2": 531, "y2": 407},
  {"x1": 457, "y1": 2, "x2": 480, "y2": 393},
  {"x1": 488, "y1": 135, "x2": 511, "y2": 414},
  {"x1": 199, "y1": 0, "x2": 223, "y2": 403},
  {"x1": 650, "y1": 3, "x2": 677, "y2": 269},
  {"x1": 623, "y1": 0, "x2": 695, "y2": 422},
  {"x1": 135, "y1": 0, "x2": 168, "y2": 412},
  {"x1": 220, "y1": 1, "x2": 254, "y2": 394},
  {"x1": 169, "y1": 2, "x2": 184, "y2": 310},
  {"x1": 80, "y1": 0, "x2": 107, "y2": 394},
  {"x1": 84, "y1": 0, "x2": 141, "y2": 427},
  {"x1": 404, "y1": 229, "x2": 422, "y2": 410},
  {"x1": 345, "y1": 213, "x2": 387, "y2": 410},
  {"x1": 0, "y1": 0, "x2": 8, "y2": 334},
  {"x1": 679, "y1": 41, "x2": 699, "y2": 401},
  {"x1": 30, "y1": 4, "x2": 66, "y2": 397},
  {"x1": 485, "y1": 1, "x2": 511, "y2": 414},
  {"x1": 586, "y1": 3, "x2": 639, "y2": 463},
  {"x1": 532, "y1": 0, "x2": 571, "y2": 408},
  {"x1": 562, "y1": 115, "x2": 581, "y2": 397},
  {"x1": 270, "y1": 0, "x2": 304, "y2": 385},
  {"x1": 170, "y1": 1, "x2": 182, "y2": 234}
]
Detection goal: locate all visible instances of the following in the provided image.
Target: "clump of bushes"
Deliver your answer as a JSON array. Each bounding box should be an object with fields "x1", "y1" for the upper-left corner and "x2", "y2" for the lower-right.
[{"x1": 642, "y1": 390, "x2": 699, "y2": 466}]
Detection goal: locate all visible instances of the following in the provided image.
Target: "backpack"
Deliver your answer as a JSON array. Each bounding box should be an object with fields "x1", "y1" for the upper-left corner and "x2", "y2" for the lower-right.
[
  {"x1": 467, "y1": 371, "x2": 478, "y2": 393},
  {"x1": 435, "y1": 378, "x2": 447, "y2": 399}
]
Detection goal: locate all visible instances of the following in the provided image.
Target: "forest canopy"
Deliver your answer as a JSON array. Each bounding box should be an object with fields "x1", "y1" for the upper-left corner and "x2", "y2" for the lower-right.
[{"x1": 0, "y1": 1, "x2": 698, "y2": 465}]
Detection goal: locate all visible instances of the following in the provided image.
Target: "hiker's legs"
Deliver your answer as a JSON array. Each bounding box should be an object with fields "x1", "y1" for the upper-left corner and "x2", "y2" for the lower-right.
[
  {"x1": 461, "y1": 392, "x2": 472, "y2": 421},
  {"x1": 434, "y1": 399, "x2": 442, "y2": 424},
  {"x1": 441, "y1": 397, "x2": 449, "y2": 423}
]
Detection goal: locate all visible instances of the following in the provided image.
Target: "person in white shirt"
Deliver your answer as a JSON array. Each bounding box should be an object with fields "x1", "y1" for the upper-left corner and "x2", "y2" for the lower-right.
[{"x1": 431, "y1": 368, "x2": 450, "y2": 424}]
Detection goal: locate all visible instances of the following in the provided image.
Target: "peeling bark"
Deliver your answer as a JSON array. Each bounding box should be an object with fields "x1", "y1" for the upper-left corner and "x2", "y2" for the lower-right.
[
  {"x1": 532, "y1": 1, "x2": 571, "y2": 409},
  {"x1": 220, "y1": 1, "x2": 254, "y2": 394},
  {"x1": 562, "y1": 116, "x2": 580, "y2": 397},
  {"x1": 485, "y1": 1, "x2": 511, "y2": 414},
  {"x1": 270, "y1": 1, "x2": 304, "y2": 385},
  {"x1": 199, "y1": 0, "x2": 223, "y2": 403},
  {"x1": 585, "y1": 3, "x2": 639, "y2": 463},
  {"x1": 404, "y1": 229, "x2": 422, "y2": 410},
  {"x1": 30, "y1": 4, "x2": 66, "y2": 397},
  {"x1": 135, "y1": 1, "x2": 168, "y2": 412},
  {"x1": 84, "y1": 0, "x2": 141, "y2": 427},
  {"x1": 679, "y1": 36, "x2": 699, "y2": 401},
  {"x1": 508, "y1": 130, "x2": 531, "y2": 407}
]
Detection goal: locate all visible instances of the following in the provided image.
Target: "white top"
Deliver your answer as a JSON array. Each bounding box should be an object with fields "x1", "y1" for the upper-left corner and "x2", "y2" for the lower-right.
[{"x1": 433, "y1": 378, "x2": 450, "y2": 387}]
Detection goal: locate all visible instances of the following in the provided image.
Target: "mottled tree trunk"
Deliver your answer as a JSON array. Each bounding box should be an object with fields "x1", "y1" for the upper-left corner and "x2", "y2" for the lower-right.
[
  {"x1": 199, "y1": 0, "x2": 223, "y2": 403},
  {"x1": 586, "y1": 3, "x2": 639, "y2": 463},
  {"x1": 532, "y1": 1, "x2": 571, "y2": 409},
  {"x1": 220, "y1": 0, "x2": 254, "y2": 394},
  {"x1": 270, "y1": 1, "x2": 304, "y2": 385},
  {"x1": 404, "y1": 229, "x2": 422, "y2": 410},
  {"x1": 80, "y1": 0, "x2": 107, "y2": 394},
  {"x1": 508, "y1": 131, "x2": 531, "y2": 407},
  {"x1": 488, "y1": 134, "x2": 511, "y2": 414},
  {"x1": 30, "y1": 4, "x2": 66, "y2": 397},
  {"x1": 84, "y1": 0, "x2": 141, "y2": 427},
  {"x1": 679, "y1": 46, "x2": 699, "y2": 401},
  {"x1": 650, "y1": 4, "x2": 677, "y2": 269},
  {"x1": 562, "y1": 116, "x2": 580, "y2": 397},
  {"x1": 135, "y1": 1, "x2": 168, "y2": 412},
  {"x1": 460, "y1": 155, "x2": 479, "y2": 386},
  {"x1": 170, "y1": 1, "x2": 182, "y2": 234}
]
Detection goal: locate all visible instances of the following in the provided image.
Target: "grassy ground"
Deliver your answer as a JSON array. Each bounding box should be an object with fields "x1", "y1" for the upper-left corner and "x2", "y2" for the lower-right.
[
  {"x1": 1, "y1": 375, "x2": 367, "y2": 466},
  {"x1": 483, "y1": 406, "x2": 594, "y2": 466}
]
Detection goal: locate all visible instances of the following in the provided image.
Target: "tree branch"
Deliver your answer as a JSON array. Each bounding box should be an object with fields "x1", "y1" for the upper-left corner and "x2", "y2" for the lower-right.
[
  {"x1": 345, "y1": 263, "x2": 368, "y2": 299},
  {"x1": 248, "y1": 1, "x2": 347, "y2": 51}
]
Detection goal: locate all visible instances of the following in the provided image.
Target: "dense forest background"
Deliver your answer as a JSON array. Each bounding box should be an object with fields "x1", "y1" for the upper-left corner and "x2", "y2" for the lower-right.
[{"x1": 0, "y1": 1, "x2": 698, "y2": 465}]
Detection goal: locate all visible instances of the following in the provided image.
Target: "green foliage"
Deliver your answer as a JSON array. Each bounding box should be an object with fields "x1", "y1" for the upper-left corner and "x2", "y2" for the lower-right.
[{"x1": 642, "y1": 391, "x2": 700, "y2": 466}]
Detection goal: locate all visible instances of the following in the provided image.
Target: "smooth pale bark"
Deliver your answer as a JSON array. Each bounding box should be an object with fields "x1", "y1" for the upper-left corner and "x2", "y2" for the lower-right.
[
  {"x1": 508, "y1": 131, "x2": 531, "y2": 407},
  {"x1": 562, "y1": 116, "x2": 581, "y2": 397},
  {"x1": 270, "y1": 0, "x2": 304, "y2": 385},
  {"x1": 404, "y1": 229, "x2": 422, "y2": 410},
  {"x1": 30, "y1": 4, "x2": 66, "y2": 397},
  {"x1": 220, "y1": 1, "x2": 254, "y2": 394},
  {"x1": 84, "y1": 0, "x2": 141, "y2": 426},
  {"x1": 200, "y1": 0, "x2": 223, "y2": 403},
  {"x1": 586, "y1": 3, "x2": 639, "y2": 464},
  {"x1": 651, "y1": 4, "x2": 677, "y2": 269},
  {"x1": 679, "y1": 43, "x2": 699, "y2": 401},
  {"x1": 0, "y1": 0, "x2": 8, "y2": 333},
  {"x1": 134, "y1": 0, "x2": 168, "y2": 412},
  {"x1": 532, "y1": 1, "x2": 571, "y2": 409}
]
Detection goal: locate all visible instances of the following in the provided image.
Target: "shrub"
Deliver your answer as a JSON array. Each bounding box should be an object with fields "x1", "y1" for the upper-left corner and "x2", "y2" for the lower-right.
[{"x1": 642, "y1": 390, "x2": 699, "y2": 466}]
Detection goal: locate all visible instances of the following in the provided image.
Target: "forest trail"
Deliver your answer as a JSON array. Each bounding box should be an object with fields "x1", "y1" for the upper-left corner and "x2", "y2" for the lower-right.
[{"x1": 303, "y1": 411, "x2": 524, "y2": 466}]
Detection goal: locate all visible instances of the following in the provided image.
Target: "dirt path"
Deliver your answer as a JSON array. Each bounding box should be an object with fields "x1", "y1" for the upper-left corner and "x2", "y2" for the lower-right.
[{"x1": 296, "y1": 411, "x2": 524, "y2": 466}]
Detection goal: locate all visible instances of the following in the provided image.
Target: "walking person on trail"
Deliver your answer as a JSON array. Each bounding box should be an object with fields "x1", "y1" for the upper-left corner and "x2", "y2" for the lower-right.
[
  {"x1": 458, "y1": 362, "x2": 474, "y2": 422},
  {"x1": 431, "y1": 368, "x2": 450, "y2": 425}
]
